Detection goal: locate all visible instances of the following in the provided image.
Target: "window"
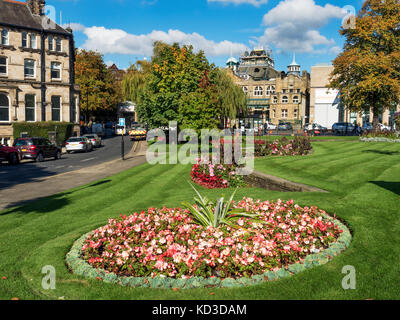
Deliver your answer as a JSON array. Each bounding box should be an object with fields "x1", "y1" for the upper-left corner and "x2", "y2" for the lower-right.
[
  {"x1": 51, "y1": 96, "x2": 61, "y2": 121},
  {"x1": 0, "y1": 57, "x2": 7, "y2": 75},
  {"x1": 266, "y1": 85, "x2": 275, "y2": 95},
  {"x1": 48, "y1": 36, "x2": 53, "y2": 51},
  {"x1": 293, "y1": 96, "x2": 299, "y2": 103},
  {"x1": 56, "y1": 38, "x2": 62, "y2": 52},
  {"x1": 0, "y1": 94, "x2": 9, "y2": 122},
  {"x1": 281, "y1": 109, "x2": 288, "y2": 118},
  {"x1": 25, "y1": 94, "x2": 35, "y2": 121},
  {"x1": 22, "y1": 32, "x2": 28, "y2": 48},
  {"x1": 282, "y1": 96, "x2": 288, "y2": 104},
  {"x1": 273, "y1": 96, "x2": 278, "y2": 104},
  {"x1": 24, "y1": 59, "x2": 35, "y2": 78},
  {"x1": 272, "y1": 109, "x2": 276, "y2": 118},
  {"x1": 282, "y1": 89, "x2": 287, "y2": 93},
  {"x1": 30, "y1": 33, "x2": 37, "y2": 49},
  {"x1": 1, "y1": 29, "x2": 9, "y2": 45},
  {"x1": 294, "y1": 109, "x2": 298, "y2": 118},
  {"x1": 254, "y1": 86, "x2": 263, "y2": 96},
  {"x1": 243, "y1": 86, "x2": 248, "y2": 95},
  {"x1": 51, "y1": 62, "x2": 61, "y2": 80}
]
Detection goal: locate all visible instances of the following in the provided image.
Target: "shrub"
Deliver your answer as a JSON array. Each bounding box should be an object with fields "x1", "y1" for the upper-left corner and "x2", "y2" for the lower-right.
[
  {"x1": 13, "y1": 122, "x2": 74, "y2": 146},
  {"x1": 361, "y1": 129, "x2": 399, "y2": 140},
  {"x1": 254, "y1": 137, "x2": 312, "y2": 157}
]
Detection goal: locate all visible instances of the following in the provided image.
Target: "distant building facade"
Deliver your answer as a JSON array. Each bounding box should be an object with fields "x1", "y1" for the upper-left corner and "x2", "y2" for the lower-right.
[
  {"x1": 227, "y1": 48, "x2": 310, "y2": 131},
  {"x1": 0, "y1": 0, "x2": 80, "y2": 145},
  {"x1": 310, "y1": 64, "x2": 400, "y2": 128}
]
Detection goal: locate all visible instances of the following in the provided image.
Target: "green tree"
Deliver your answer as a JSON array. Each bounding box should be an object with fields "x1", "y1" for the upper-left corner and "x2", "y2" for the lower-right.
[
  {"x1": 122, "y1": 60, "x2": 151, "y2": 105},
  {"x1": 137, "y1": 42, "x2": 218, "y2": 130},
  {"x1": 213, "y1": 68, "x2": 248, "y2": 128},
  {"x1": 328, "y1": 0, "x2": 400, "y2": 128},
  {"x1": 75, "y1": 50, "x2": 120, "y2": 123}
]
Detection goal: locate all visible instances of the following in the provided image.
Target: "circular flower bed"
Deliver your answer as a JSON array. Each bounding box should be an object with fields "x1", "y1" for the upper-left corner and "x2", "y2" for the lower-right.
[{"x1": 66, "y1": 199, "x2": 351, "y2": 289}]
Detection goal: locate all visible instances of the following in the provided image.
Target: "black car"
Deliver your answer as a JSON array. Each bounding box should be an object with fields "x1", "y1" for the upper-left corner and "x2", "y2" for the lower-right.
[
  {"x1": 332, "y1": 122, "x2": 355, "y2": 135},
  {"x1": 13, "y1": 137, "x2": 62, "y2": 162}
]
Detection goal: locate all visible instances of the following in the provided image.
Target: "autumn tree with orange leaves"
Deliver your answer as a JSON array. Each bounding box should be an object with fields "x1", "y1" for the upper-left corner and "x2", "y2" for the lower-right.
[
  {"x1": 75, "y1": 50, "x2": 121, "y2": 124},
  {"x1": 329, "y1": 0, "x2": 400, "y2": 128}
]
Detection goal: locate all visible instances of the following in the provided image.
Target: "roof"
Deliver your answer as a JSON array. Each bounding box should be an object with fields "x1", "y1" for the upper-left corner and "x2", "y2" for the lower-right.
[
  {"x1": 226, "y1": 57, "x2": 238, "y2": 64},
  {"x1": 0, "y1": 0, "x2": 70, "y2": 35}
]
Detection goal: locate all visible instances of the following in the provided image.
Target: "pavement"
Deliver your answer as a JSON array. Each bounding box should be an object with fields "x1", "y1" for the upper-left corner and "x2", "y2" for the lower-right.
[{"x1": 0, "y1": 141, "x2": 148, "y2": 211}]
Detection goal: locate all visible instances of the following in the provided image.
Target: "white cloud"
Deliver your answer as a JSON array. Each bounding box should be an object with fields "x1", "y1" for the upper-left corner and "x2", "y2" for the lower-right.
[
  {"x1": 70, "y1": 25, "x2": 248, "y2": 57},
  {"x1": 207, "y1": 0, "x2": 268, "y2": 7},
  {"x1": 258, "y1": 0, "x2": 345, "y2": 53}
]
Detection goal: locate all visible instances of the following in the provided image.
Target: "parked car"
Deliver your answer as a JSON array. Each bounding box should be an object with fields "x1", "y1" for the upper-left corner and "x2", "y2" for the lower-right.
[
  {"x1": 305, "y1": 123, "x2": 327, "y2": 136},
  {"x1": 278, "y1": 122, "x2": 293, "y2": 131},
  {"x1": 332, "y1": 122, "x2": 355, "y2": 135},
  {"x1": 362, "y1": 123, "x2": 373, "y2": 132},
  {"x1": 65, "y1": 137, "x2": 93, "y2": 153},
  {"x1": 0, "y1": 144, "x2": 21, "y2": 165},
  {"x1": 83, "y1": 134, "x2": 102, "y2": 148},
  {"x1": 13, "y1": 137, "x2": 62, "y2": 162},
  {"x1": 129, "y1": 127, "x2": 147, "y2": 141},
  {"x1": 264, "y1": 122, "x2": 277, "y2": 133}
]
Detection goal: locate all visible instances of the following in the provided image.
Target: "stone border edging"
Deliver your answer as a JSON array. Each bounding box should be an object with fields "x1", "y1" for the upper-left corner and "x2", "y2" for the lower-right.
[
  {"x1": 245, "y1": 170, "x2": 328, "y2": 193},
  {"x1": 65, "y1": 212, "x2": 351, "y2": 289}
]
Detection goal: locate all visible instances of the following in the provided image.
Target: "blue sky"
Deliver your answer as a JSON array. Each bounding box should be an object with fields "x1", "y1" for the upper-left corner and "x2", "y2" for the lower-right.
[{"x1": 46, "y1": 0, "x2": 365, "y2": 72}]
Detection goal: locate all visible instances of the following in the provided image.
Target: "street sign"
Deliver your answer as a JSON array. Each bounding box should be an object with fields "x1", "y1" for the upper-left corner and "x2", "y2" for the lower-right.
[{"x1": 119, "y1": 118, "x2": 125, "y2": 127}]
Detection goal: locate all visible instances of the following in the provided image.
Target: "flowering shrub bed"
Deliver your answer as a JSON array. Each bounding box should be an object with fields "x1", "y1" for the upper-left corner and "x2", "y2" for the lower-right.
[
  {"x1": 361, "y1": 130, "x2": 400, "y2": 142},
  {"x1": 254, "y1": 137, "x2": 312, "y2": 157},
  {"x1": 191, "y1": 159, "x2": 245, "y2": 189},
  {"x1": 66, "y1": 199, "x2": 351, "y2": 288}
]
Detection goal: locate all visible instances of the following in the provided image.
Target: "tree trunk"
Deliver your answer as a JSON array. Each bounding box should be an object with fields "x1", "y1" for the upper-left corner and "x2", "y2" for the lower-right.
[{"x1": 372, "y1": 106, "x2": 380, "y2": 132}]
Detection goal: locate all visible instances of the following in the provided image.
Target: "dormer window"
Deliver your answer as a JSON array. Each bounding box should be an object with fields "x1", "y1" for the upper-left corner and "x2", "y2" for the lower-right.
[{"x1": 1, "y1": 29, "x2": 9, "y2": 45}]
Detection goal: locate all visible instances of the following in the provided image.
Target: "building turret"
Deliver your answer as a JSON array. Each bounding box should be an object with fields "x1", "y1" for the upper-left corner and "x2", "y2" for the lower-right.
[
  {"x1": 287, "y1": 53, "x2": 301, "y2": 76},
  {"x1": 226, "y1": 56, "x2": 239, "y2": 72}
]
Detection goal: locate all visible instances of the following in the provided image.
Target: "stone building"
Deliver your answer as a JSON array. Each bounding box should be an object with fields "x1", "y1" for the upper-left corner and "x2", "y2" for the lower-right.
[
  {"x1": 227, "y1": 48, "x2": 310, "y2": 131},
  {"x1": 0, "y1": 0, "x2": 80, "y2": 145},
  {"x1": 310, "y1": 64, "x2": 400, "y2": 128}
]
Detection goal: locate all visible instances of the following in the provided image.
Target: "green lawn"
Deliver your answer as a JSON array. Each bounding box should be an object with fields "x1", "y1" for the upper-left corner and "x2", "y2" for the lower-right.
[{"x1": 0, "y1": 140, "x2": 399, "y2": 300}]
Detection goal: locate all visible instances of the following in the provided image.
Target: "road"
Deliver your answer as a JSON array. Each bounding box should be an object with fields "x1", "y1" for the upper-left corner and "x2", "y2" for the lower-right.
[{"x1": 0, "y1": 136, "x2": 134, "y2": 191}]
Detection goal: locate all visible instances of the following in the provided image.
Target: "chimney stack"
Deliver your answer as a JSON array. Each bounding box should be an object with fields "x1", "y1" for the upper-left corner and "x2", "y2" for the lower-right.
[{"x1": 27, "y1": 0, "x2": 46, "y2": 16}]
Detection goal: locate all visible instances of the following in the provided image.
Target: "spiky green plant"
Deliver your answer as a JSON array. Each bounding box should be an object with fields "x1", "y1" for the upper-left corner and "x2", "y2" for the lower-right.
[{"x1": 182, "y1": 183, "x2": 261, "y2": 229}]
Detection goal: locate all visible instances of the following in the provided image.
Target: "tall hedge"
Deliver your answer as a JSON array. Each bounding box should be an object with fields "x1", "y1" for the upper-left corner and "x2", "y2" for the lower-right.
[{"x1": 13, "y1": 122, "x2": 74, "y2": 146}]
